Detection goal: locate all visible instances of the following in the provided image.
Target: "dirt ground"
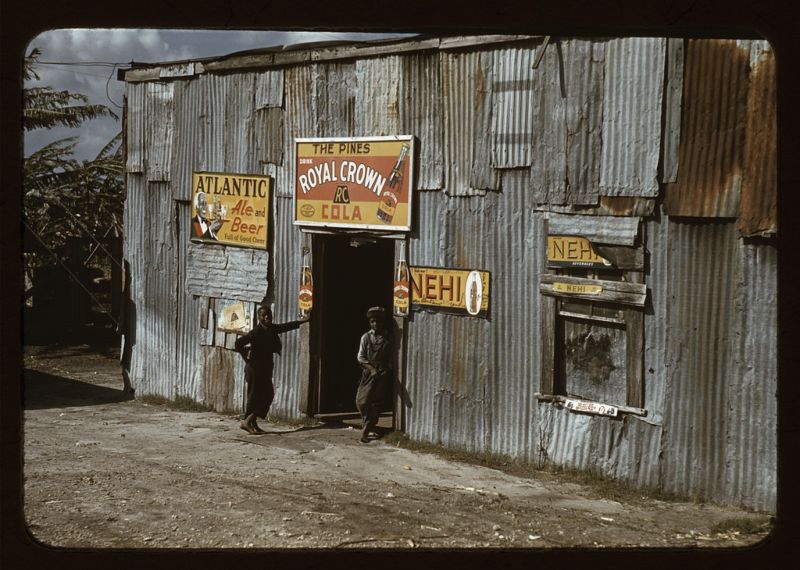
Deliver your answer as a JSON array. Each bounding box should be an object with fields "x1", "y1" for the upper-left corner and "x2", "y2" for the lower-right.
[{"x1": 21, "y1": 343, "x2": 774, "y2": 551}]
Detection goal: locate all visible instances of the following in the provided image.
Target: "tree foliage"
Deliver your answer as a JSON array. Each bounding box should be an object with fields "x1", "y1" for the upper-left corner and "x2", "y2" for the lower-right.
[{"x1": 23, "y1": 48, "x2": 124, "y2": 263}]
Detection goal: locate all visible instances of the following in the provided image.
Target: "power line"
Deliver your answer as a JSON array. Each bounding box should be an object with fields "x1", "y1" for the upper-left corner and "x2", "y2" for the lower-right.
[
  {"x1": 38, "y1": 60, "x2": 130, "y2": 67},
  {"x1": 35, "y1": 64, "x2": 117, "y2": 79}
]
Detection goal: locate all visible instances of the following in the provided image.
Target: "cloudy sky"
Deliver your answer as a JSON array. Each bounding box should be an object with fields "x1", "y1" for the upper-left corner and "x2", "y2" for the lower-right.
[{"x1": 24, "y1": 29, "x2": 414, "y2": 161}]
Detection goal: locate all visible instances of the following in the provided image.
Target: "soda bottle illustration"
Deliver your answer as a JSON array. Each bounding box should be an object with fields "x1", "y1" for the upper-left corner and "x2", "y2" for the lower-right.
[
  {"x1": 298, "y1": 247, "x2": 313, "y2": 319},
  {"x1": 387, "y1": 144, "x2": 409, "y2": 189},
  {"x1": 393, "y1": 242, "x2": 410, "y2": 317},
  {"x1": 377, "y1": 143, "x2": 409, "y2": 224}
]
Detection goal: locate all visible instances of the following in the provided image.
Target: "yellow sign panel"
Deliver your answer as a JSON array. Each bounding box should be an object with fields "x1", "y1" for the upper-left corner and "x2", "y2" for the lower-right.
[
  {"x1": 547, "y1": 235, "x2": 611, "y2": 268},
  {"x1": 191, "y1": 172, "x2": 271, "y2": 249},
  {"x1": 553, "y1": 282, "x2": 603, "y2": 295},
  {"x1": 294, "y1": 136, "x2": 414, "y2": 231},
  {"x1": 409, "y1": 266, "x2": 490, "y2": 316}
]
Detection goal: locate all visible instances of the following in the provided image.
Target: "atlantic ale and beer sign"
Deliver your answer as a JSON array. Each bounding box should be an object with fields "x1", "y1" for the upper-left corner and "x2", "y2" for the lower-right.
[
  {"x1": 409, "y1": 266, "x2": 490, "y2": 318},
  {"x1": 294, "y1": 136, "x2": 415, "y2": 231},
  {"x1": 191, "y1": 172, "x2": 271, "y2": 249}
]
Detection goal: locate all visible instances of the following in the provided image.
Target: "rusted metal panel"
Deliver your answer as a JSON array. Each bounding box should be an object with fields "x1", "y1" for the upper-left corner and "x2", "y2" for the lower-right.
[
  {"x1": 661, "y1": 38, "x2": 685, "y2": 184},
  {"x1": 664, "y1": 40, "x2": 750, "y2": 217},
  {"x1": 738, "y1": 41, "x2": 777, "y2": 237},
  {"x1": 125, "y1": 83, "x2": 146, "y2": 173},
  {"x1": 541, "y1": 196, "x2": 656, "y2": 217},
  {"x1": 530, "y1": 40, "x2": 566, "y2": 204},
  {"x1": 548, "y1": 213, "x2": 639, "y2": 246},
  {"x1": 400, "y1": 52, "x2": 444, "y2": 191},
  {"x1": 355, "y1": 56, "x2": 401, "y2": 136},
  {"x1": 564, "y1": 39, "x2": 604, "y2": 205},
  {"x1": 600, "y1": 37, "x2": 665, "y2": 197},
  {"x1": 185, "y1": 244, "x2": 268, "y2": 302},
  {"x1": 491, "y1": 45, "x2": 536, "y2": 168},
  {"x1": 277, "y1": 65, "x2": 316, "y2": 198},
  {"x1": 441, "y1": 50, "x2": 486, "y2": 196},
  {"x1": 314, "y1": 62, "x2": 357, "y2": 137}
]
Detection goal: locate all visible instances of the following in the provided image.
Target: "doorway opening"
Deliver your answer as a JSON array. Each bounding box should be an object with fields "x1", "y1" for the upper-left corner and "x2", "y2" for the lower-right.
[{"x1": 312, "y1": 234, "x2": 394, "y2": 420}]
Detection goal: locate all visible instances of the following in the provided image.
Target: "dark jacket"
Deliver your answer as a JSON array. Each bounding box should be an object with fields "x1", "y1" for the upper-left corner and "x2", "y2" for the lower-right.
[{"x1": 235, "y1": 320, "x2": 303, "y2": 371}]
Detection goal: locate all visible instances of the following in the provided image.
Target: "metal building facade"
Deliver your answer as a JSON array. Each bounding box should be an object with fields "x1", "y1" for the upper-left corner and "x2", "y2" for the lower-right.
[{"x1": 122, "y1": 35, "x2": 777, "y2": 511}]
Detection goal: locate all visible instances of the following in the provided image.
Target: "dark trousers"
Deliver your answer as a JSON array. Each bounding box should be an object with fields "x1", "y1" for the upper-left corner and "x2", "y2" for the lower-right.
[{"x1": 244, "y1": 363, "x2": 275, "y2": 419}]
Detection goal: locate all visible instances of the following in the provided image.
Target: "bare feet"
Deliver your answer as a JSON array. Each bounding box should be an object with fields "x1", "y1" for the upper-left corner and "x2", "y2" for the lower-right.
[{"x1": 240, "y1": 421, "x2": 257, "y2": 435}]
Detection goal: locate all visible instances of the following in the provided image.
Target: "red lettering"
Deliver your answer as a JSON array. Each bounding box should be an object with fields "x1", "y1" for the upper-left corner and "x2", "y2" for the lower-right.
[{"x1": 230, "y1": 199, "x2": 254, "y2": 216}]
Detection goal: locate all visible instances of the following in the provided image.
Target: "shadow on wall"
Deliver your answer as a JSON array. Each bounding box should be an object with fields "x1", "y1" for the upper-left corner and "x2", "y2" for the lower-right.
[{"x1": 23, "y1": 369, "x2": 134, "y2": 411}]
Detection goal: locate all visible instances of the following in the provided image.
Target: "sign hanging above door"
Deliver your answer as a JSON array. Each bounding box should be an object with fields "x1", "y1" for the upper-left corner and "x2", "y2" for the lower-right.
[{"x1": 294, "y1": 136, "x2": 415, "y2": 232}]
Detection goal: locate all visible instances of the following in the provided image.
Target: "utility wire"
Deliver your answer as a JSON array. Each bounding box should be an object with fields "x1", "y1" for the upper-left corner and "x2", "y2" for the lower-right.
[
  {"x1": 24, "y1": 220, "x2": 119, "y2": 328},
  {"x1": 105, "y1": 63, "x2": 123, "y2": 108},
  {"x1": 38, "y1": 60, "x2": 129, "y2": 67}
]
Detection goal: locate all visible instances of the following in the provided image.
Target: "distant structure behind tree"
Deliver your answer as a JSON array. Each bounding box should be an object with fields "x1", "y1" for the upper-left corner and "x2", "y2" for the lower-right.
[{"x1": 23, "y1": 48, "x2": 125, "y2": 344}]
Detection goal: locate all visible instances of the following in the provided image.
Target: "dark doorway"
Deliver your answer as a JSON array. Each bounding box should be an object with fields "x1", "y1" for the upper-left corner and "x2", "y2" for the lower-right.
[{"x1": 314, "y1": 235, "x2": 394, "y2": 415}]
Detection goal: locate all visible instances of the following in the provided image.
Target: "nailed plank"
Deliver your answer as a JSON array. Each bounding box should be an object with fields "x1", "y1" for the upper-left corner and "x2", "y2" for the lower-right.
[
  {"x1": 625, "y1": 308, "x2": 644, "y2": 408},
  {"x1": 539, "y1": 274, "x2": 647, "y2": 307},
  {"x1": 540, "y1": 294, "x2": 556, "y2": 394}
]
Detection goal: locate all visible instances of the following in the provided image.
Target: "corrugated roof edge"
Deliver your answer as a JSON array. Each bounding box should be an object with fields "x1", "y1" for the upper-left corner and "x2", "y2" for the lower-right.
[{"x1": 122, "y1": 34, "x2": 544, "y2": 83}]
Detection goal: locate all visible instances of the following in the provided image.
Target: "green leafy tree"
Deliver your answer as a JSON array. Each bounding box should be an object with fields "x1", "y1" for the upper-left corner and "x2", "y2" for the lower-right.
[{"x1": 23, "y1": 48, "x2": 124, "y2": 267}]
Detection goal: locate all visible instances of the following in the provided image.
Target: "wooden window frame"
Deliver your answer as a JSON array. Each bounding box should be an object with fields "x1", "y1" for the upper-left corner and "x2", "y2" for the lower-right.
[{"x1": 538, "y1": 269, "x2": 646, "y2": 417}]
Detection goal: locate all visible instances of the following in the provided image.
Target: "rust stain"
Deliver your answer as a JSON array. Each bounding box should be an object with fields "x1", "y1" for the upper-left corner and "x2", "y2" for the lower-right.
[
  {"x1": 664, "y1": 40, "x2": 750, "y2": 218},
  {"x1": 597, "y1": 196, "x2": 655, "y2": 217},
  {"x1": 738, "y1": 47, "x2": 777, "y2": 236}
]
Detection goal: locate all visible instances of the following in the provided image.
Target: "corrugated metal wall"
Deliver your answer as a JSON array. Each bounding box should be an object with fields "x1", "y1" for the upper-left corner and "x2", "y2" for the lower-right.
[
  {"x1": 727, "y1": 238, "x2": 777, "y2": 510},
  {"x1": 400, "y1": 53, "x2": 443, "y2": 191},
  {"x1": 599, "y1": 37, "x2": 666, "y2": 197},
  {"x1": 268, "y1": 195, "x2": 307, "y2": 419},
  {"x1": 123, "y1": 36, "x2": 777, "y2": 511}
]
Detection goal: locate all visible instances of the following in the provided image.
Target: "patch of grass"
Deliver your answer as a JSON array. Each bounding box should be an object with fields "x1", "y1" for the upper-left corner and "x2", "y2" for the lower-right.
[
  {"x1": 711, "y1": 517, "x2": 773, "y2": 535},
  {"x1": 384, "y1": 431, "x2": 702, "y2": 506},
  {"x1": 138, "y1": 394, "x2": 214, "y2": 412}
]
